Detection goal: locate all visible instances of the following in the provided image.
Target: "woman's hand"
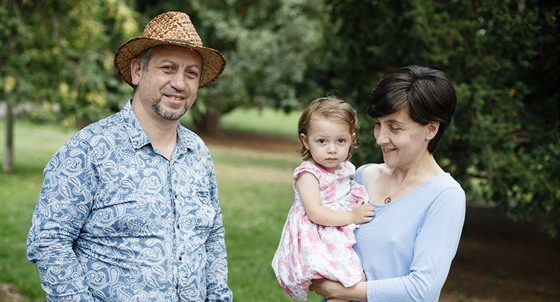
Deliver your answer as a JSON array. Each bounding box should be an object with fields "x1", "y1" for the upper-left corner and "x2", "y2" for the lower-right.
[
  {"x1": 310, "y1": 278, "x2": 368, "y2": 301},
  {"x1": 309, "y1": 279, "x2": 344, "y2": 299}
]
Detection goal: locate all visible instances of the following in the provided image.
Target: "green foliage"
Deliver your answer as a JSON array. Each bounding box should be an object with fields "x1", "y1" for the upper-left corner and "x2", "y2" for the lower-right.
[
  {"x1": 136, "y1": 0, "x2": 326, "y2": 133},
  {"x1": 1, "y1": 0, "x2": 557, "y2": 241},
  {"x1": 0, "y1": 1, "x2": 34, "y2": 101},
  {"x1": 319, "y1": 0, "x2": 559, "y2": 235},
  {"x1": 1, "y1": 0, "x2": 136, "y2": 125}
]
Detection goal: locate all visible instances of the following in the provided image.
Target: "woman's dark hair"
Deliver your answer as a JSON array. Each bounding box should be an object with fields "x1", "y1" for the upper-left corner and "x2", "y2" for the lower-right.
[{"x1": 367, "y1": 65, "x2": 457, "y2": 153}]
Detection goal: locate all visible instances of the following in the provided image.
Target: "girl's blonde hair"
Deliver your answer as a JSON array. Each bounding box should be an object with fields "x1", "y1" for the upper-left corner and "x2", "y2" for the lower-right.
[{"x1": 297, "y1": 96, "x2": 359, "y2": 161}]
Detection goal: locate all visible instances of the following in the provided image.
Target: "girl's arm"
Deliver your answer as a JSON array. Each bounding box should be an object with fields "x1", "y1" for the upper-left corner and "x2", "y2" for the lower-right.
[{"x1": 296, "y1": 172, "x2": 373, "y2": 227}]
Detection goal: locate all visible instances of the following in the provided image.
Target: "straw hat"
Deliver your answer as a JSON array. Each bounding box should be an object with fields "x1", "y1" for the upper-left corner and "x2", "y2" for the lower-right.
[{"x1": 114, "y1": 11, "x2": 226, "y2": 88}]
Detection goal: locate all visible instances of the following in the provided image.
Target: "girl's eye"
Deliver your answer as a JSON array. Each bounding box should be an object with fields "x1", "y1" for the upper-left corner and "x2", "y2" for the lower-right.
[
  {"x1": 317, "y1": 139, "x2": 326, "y2": 144},
  {"x1": 338, "y1": 138, "x2": 347, "y2": 143}
]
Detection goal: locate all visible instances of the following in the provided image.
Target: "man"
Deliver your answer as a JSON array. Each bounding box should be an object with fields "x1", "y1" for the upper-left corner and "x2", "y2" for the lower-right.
[{"x1": 26, "y1": 11, "x2": 232, "y2": 301}]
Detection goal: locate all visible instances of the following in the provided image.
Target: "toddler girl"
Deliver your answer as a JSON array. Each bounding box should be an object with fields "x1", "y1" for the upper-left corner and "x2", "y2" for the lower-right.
[{"x1": 271, "y1": 96, "x2": 374, "y2": 302}]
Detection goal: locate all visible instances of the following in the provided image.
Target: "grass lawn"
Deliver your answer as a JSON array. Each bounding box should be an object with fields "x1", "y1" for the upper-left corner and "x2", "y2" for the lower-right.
[
  {"x1": 0, "y1": 120, "x2": 77, "y2": 301},
  {"x1": 0, "y1": 108, "x2": 322, "y2": 301},
  {"x1": 219, "y1": 107, "x2": 300, "y2": 137}
]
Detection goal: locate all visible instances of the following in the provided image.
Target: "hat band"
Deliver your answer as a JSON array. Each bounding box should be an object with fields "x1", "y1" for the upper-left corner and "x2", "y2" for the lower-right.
[{"x1": 166, "y1": 39, "x2": 196, "y2": 46}]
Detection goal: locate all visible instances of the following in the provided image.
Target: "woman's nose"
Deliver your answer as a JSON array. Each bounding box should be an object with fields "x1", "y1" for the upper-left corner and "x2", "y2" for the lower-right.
[{"x1": 375, "y1": 129, "x2": 389, "y2": 145}]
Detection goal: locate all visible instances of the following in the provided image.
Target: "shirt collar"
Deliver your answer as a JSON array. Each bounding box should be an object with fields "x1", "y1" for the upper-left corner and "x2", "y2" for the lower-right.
[{"x1": 121, "y1": 100, "x2": 196, "y2": 154}]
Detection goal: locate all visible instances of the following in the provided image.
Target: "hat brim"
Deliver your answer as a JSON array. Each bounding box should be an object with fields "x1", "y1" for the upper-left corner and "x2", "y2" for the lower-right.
[{"x1": 114, "y1": 37, "x2": 226, "y2": 88}]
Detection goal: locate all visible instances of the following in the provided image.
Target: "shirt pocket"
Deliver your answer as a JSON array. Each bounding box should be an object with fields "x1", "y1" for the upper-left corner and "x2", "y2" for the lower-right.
[{"x1": 191, "y1": 189, "x2": 216, "y2": 230}]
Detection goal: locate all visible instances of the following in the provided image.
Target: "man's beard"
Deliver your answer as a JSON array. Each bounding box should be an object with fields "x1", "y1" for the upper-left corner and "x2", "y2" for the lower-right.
[{"x1": 152, "y1": 100, "x2": 188, "y2": 121}]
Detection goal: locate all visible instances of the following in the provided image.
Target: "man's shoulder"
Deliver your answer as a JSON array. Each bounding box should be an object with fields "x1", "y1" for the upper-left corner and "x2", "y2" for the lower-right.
[
  {"x1": 178, "y1": 125, "x2": 208, "y2": 148},
  {"x1": 65, "y1": 111, "x2": 126, "y2": 148}
]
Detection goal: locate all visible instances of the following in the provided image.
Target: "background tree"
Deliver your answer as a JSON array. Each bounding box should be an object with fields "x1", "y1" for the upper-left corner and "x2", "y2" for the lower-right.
[
  {"x1": 137, "y1": 0, "x2": 327, "y2": 134},
  {"x1": 0, "y1": 1, "x2": 31, "y2": 172},
  {"x1": 314, "y1": 0, "x2": 559, "y2": 235},
  {"x1": 0, "y1": 0, "x2": 137, "y2": 172},
  {"x1": 1, "y1": 0, "x2": 557, "y2": 235}
]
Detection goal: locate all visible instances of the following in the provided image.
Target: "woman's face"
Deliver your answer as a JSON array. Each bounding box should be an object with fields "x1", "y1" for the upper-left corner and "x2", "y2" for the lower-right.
[{"x1": 373, "y1": 109, "x2": 436, "y2": 169}]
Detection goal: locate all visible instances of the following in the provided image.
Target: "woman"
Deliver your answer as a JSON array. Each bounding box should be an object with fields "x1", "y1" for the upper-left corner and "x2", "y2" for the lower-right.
[{"x1": 310, "y1": 65, "x2": 466, "y2": 301}]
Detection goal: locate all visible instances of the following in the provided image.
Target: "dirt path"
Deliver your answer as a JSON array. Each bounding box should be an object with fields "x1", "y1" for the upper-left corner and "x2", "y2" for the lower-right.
[{"x1": 442, "y1": 206, "x2": 559, "y2": 301}]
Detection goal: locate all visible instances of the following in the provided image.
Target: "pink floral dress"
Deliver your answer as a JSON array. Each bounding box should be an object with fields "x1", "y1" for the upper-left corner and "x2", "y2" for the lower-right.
[{"x1": 271, "y1": 160, "x2": 367, "y2": 301}]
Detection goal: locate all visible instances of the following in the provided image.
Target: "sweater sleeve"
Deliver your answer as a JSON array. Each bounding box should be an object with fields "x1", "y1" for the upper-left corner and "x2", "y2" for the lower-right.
[{"x1": 366, "y1": 187, "x2": 466, "y2": 301}]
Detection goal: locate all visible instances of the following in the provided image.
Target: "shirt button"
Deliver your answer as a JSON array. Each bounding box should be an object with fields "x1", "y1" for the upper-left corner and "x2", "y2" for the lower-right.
[
  {"x1": 176, "y1": 224, "x2": 180, "y2": 229},
  {"x1": 178, "y1": 256, "x2": 182, "y2": 261}
]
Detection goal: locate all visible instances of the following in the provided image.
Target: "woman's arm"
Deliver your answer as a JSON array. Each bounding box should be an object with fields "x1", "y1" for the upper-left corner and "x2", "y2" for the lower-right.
[{"x1": 296, "y1": 172, "x2": 373, "y2": 227}]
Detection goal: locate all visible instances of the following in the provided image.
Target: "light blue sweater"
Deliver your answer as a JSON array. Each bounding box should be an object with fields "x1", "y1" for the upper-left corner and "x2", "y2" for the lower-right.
[{"x1": 353, "y1": 164, "x2": 465, "y2": 301}]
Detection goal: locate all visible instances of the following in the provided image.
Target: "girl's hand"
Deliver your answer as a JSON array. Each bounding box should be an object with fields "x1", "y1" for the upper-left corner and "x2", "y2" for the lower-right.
[{"x1": 350, "y1": 200, "x2": 374, "y2": 224}]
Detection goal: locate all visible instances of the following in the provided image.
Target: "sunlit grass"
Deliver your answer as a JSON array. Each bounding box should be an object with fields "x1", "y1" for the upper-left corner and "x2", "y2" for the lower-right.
[
  {"x1": 182, "y1": 107, "x2": 302, "y2": 138},
  {"x1": 220, "y1": 107, "x2": 301, "y2": 137}
]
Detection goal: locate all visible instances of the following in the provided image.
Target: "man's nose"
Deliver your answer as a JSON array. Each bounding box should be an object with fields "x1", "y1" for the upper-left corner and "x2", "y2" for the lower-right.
[{"x1": 170, "y1": 72, "x2": 187, "y2": 91}]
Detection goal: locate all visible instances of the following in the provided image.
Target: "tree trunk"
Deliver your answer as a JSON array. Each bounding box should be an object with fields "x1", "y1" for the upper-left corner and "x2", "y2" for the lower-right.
[
  {"x1": 202, "y1": 111, "x2": 222, "y2": 135},
  {"x1": 3, "y1": 101, "x2": 15, "y2": 173}
]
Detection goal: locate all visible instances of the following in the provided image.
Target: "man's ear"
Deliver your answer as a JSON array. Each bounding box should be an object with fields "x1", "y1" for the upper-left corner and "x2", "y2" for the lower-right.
[{"x1": 130, "y1": 59, "x2": 142, "y2": 86}]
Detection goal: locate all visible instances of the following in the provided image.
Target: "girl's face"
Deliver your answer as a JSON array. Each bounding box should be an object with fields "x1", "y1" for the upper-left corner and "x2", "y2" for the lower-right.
[
  {"x1": 373, "y1": 109, "x2": 438, "y2": 169},
  {"x1": 300, "y1": 118, "x2": 355, "y2": 170}
]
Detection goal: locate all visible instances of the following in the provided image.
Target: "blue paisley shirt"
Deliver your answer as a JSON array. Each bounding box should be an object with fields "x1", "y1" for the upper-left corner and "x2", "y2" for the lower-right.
[{"x1": 27, "y1": 101, "x2": 233, "y2": 302}]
